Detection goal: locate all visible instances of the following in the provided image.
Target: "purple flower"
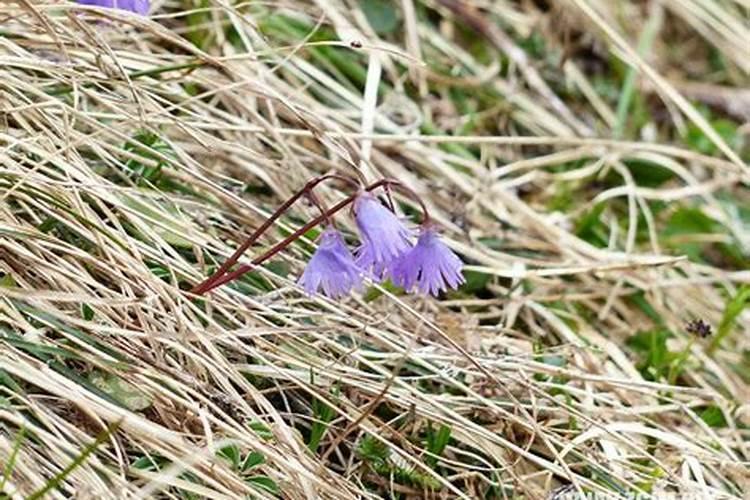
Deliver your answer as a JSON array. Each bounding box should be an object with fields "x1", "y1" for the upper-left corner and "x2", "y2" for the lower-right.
[
  {"x1": 390, "y1": 227, "x2": 465, "y2": 296},
  {"x1": 298, "y1": 228, "x2": 363, "y2": 298},
  {"x1": 353, "y1": 193, "x2": 413, "y2": 276},
  {"x1": 77, "y1": 0, "x2": 149, "y2": 15}
]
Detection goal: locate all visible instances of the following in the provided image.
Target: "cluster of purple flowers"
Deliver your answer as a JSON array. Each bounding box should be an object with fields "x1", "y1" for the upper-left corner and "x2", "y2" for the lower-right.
[
  {"x1": 76, "y1": 0, "x2": 149, "y2": 15},
  {"x1": 299, "y1": 192, "x2": 464, "y2": 299},
  {"x1": 191, "y1": 175, "x2": 465, "y2": 300}
]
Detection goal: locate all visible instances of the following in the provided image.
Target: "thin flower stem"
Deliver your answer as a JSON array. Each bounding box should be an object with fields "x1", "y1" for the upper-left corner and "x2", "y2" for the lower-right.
[
  {"x1": 306, "y1": 190, "x2": 332, "y2": 227},
  {"x1": 191, "y1": 173, "x2": 358, "y2": 294},
  {"x1": 198, "y1": 193, "x2": 358, "y2": 293},
  {"x1": 367, "y1": 179, "x2": 430, "y2": 224}
]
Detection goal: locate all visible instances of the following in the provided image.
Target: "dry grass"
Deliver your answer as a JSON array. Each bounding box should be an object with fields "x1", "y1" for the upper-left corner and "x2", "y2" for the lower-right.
[{"x1": 0, "y1": 0, "x2": 748, "y2": 498}]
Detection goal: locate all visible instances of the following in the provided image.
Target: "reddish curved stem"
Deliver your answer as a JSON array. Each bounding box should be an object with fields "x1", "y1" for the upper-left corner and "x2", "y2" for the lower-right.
[
  {"x1": 366, "y1": 178, "x2": 430, "y2": 225},
  {"x1": 191, "y1": 174, "x2": 358, "y2": 294},
  {"x1": 198, "y1": 193, "x2": 357, "y2": 293}
]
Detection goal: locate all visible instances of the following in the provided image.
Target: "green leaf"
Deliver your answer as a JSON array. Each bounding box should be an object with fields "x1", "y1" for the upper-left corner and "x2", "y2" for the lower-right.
[
  {"x1": 27, "y1": 421, "x2": 121, "y2": 500},
  {"x1": 81, "y1": 303, "x2": 95, "y2": 321},
  {"x1": 425, "y1": 424, "x2": 451, "y2": 467},
  {"x1": 699, "y1": 406, "x2": 728, "y2": 428},
  {"x1": 709, "y1": 286, "x2": 750, "y2": 354},
  {"x1": 0, "y1": 274, "x2": 16, "y2": 287},
  {"x1": 575, "y1": 203, "x2": 607, "y2": 248},
  {"x1": 217, "y1": 444, "x2": 241, "y2": 469},
  {"x1": 247, "y1": 475, "x2": 280, "y2": 494},
  {"x1": 623, "y1": 159, "x2": 675, "y2": 187},
  {"x1": 0, "y1": 369, "x2": 23, "y2": 393},
  {"x1": 626, "y1": 329, "x2": 678, "y2": 381},
  {"x1": 359, "y1": 0, "x2": 400, "y2": 34},
  {"x1": 613, "y1": 8, "x2": 661, "y2": 139},
  {"x1": 131, "y1": 454, "x2": 168, "y2": 471},
  {"x1": 0, "y1": 329, "x2": 83, "y2": 362},
  {"x1": 241, "y1": 451, "x2": 265, "y2": 471},
  {"x1": 308, "y1": 397, "x2": 336, "y2": 453},
  {"x1": 628, "y1": 292, "x2": 664, "y2": 325},
  {"x1": 185, "y1": 0, "x2": 213, "y2": 49},
  {"x1": 662, "y1": 207, "x2": 735, "y2": 264},
  {"x1": 0, "y1": 427, "x2": 25, "y2": 493},
  {"x1": 458, "y1": 270, "x2": 490, "y2": 294},
  {"x1": 248, "y1": 421, "x2": 274, "y2": 440},
  {"x1": 685, "y1": 117, "x2": 740, "y2": 155}
]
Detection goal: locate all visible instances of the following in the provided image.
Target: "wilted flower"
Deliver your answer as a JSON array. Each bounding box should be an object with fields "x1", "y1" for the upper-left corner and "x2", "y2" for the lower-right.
[
  {"x1": 390, "y1": 227, "x2": 464, "y2": 296},
  {"x1": 353, "y1": 192, "x2": 413, "y2": 276},
  {"x1": 298, "y1": 228, "x2": 363, "y2": 298},
  {"x1": 77, "y1": 0, "x2": 149, "y2": 15},
  {"x1": 686, "y1": 318, "x2": 712, "y2": 338}
]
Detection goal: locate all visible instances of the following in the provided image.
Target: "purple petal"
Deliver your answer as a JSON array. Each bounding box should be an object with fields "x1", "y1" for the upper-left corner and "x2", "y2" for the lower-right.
[
  {"x1": 353, "y1": 193, "x2": 414, "y2": 276},
  {"x1": 390, "y1": 228, "x2": 465, "y2": 297},
  {"x1": 298, "y1": 228, "x2": 363, "y2": 299},
  {"x1": 77, "y1": 0, "x2": 149, "y2": 15}
]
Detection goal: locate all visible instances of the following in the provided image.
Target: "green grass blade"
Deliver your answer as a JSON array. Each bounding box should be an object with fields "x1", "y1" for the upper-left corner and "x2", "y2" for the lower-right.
[{"x1": 27, "y1": 420, "x2": 121, "y2": 500}]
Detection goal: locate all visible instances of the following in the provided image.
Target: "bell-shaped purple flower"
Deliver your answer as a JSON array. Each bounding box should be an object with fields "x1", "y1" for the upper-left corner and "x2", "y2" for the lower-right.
[
  {"x1": 298, "y1": 228, "x2": 363, "y2": 299},
  {"x1": 353, "y1": 193, "x2": 413, "y2": 277},
  {"x1": 390, "y1": 227, "x2": 465, "y2": 296},
  {"x1": 77, "y1": 0, "x2": 149, "y2": 15}
]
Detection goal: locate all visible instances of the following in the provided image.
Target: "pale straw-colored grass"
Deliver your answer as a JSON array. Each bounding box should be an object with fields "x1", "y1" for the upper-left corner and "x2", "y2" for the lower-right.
[{"x1": 0, "y1": 0, "x2": 748, "y2": 498}]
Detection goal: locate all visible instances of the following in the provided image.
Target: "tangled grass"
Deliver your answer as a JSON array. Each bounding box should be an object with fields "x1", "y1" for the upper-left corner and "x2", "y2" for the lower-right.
[{"x1": 0, "y1": 0, "x2": 748, "y2": 498}]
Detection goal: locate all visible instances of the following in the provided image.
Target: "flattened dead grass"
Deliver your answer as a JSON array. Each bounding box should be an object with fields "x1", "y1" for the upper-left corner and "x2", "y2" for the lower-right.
[{"x1": 0, "y1": 1, "x2": 748, "y2": 498}]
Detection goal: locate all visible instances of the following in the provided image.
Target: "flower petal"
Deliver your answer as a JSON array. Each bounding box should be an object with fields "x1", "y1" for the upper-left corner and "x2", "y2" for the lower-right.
[
  {"x1": 77, "y1": 0, "x2": 149, "y2": 14},
  {"x1": 298, "y1": 228, "x2": 363, "y2": 299},
  {"x1": 354, "y1": 193, "x2": 413, "y2": 276},
  {"x1": 389, "y1": 227, "x2": 464, "y2": 297}
]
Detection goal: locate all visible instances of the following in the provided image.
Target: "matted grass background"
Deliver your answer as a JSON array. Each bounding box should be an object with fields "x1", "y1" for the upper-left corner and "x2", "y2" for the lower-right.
[{"x1": 0, "y1": 0, "x2": 748, "y2": 498}]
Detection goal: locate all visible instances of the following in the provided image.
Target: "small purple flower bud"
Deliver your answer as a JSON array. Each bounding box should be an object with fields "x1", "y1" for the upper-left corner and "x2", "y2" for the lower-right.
[
  {"x1": 298, "y1": 228, "x2": 363, "y2": 299},
  {"x1": 353, "y1": 193, "x2": 413, "y2": 276},
  {"x1": 77, "y1": 0, "x2": 149, "y2": 15},
  {"x1": 390, "y1": 227, "x2": 465, "y2": 296}
]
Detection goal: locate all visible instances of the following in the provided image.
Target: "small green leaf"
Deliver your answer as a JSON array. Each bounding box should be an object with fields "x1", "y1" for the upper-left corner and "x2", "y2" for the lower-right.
[
  {"x1": 699, "y1": 406, "x2": 728, "y2": 428},
  {"x1": 248, "y1": 421, "x2": 274, "y2": 440},
  {"x1": 359, "y1": 0, "x2": 400, "y2": 34},
  {"x1": 709, "y1": 285, "x2": 750, "y2": 354},
  {"x1": 81, "y1": 303, "x2": 95, "y2": 321},
  {"x1": 241, "y1": 451, "x2": 265, "y2": 471},
  {"x1": 308, "y1": 397, "x2": 336, "y2": 453},
  {"x1": 626, "y1": 329, "x2": 678, "y2": 381},
  {"x1": 0, "y1": 368, "x2": 23, "y2": 393},
  {"x1": 623, "y1": 159, "x2": 675, "y2": 187},
  {"x1": 0, "y1": 427, "x2": 25, "y2": 493},
  {"x1": 131, "y1": 455, "x2": 168, "y2": 471},
  {"x1": 685, "y1": 117, "x2": 740, "y2": 155},
  {"x1": 217, "y1": 444, "x2": 241, "y2": 469},
  {"x1": 459, "y1": 270, "x2": 490, "y2": 294},
  {"x1": 425, "y1": 424, "x2": 451, "y2": 467},
  {"x1": 247, "y1": 475, "x2": 279, "y2": 494},
  {"x1": 575, "y1": 203, "x2": 607, "y2": 248}
]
